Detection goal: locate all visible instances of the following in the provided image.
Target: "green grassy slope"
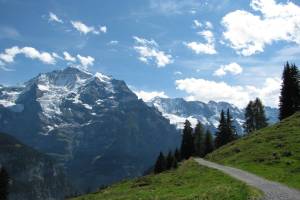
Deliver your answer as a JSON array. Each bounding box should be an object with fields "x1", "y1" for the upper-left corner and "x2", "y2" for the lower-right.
[
  {"x1": 207, "y1": 112, "x2": 300, "y2": 189},
  {"x1": 70, "y1": 160, "x2": 261, "y2": 200}
]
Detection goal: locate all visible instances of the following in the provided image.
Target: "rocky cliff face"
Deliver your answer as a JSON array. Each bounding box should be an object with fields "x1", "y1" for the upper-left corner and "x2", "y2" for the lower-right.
[
  {"x1": 0, "y1": 67, "x2": 180, "y2": 192},
  {"x1": 0, "y1": 132, "x2": 69, "y2": 200},
  {"x1": 148, "y1": 97, "x2": 278, "y2": 134}
]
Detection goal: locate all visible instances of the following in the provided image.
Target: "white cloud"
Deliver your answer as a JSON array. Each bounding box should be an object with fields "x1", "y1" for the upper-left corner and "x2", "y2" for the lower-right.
[
  {"x1": 71, "y1": 21, "x2": 97, "y2": 35},
  {"x1": 108, "y1": 40, "x2": 119, "y2": 45},
  {"x1": 149, "y1": 0, "x2": 201, "y2": 15},
  {"x1": 134, "y1": 90, "x2": 168, "y2": 102},
  {"x1": 48, "y1": 12, "x2": 63, "y2": 23},
  {"x1": 52, "y1": 52, "x2": 63, "y2": 60},
  {"x1": 222, "y1": 0, "x2": 300, "y2": 56},
  {"x1": 71, "y1": 21, "x2": 107, "y2": 35},
  {"x1": 77, "y1": 54, "x2": 95, "y2": 70},
  {"x1": 193, "y1": 19, "x2": 202, "y2": 28},
  {"x1": 63, "y1": 51, "x2": 76, "y2": 62},
  {"x1": 99, "y1": 26, "x2": 107, "y2": 33},
  {"x1": 205, "y1": 21, "x2": 213, "y2": 29},
  {"x1": 185, "y1": 30, "x2": 217, "y2": 55},
  {"x1": 0, "y1": 60, "x2": 14, "y2": 71},
  {"x1": 0, "y1": 46, "x2": 56, "y2": 64},
  {"x1": 174, "y1": 71, "x2": 183, "y2": 75},
  {"x1": 213, "y1": 62, "x2": 243, "y2": 76},
  {"x1": 133, "y1": 36, "x2": 173, "y2": 67},
  {"x1": 175, "y1": 77, "x2": 281, "y2": 108}
]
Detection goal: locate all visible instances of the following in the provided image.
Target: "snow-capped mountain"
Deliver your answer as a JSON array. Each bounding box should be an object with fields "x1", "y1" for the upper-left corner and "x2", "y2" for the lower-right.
[
  {"x1": 148, "y1": 97, "x2": 279, "y2": 134},
  {"x1": 0, "y1": 67, "x2": 180, "y2": 192}
]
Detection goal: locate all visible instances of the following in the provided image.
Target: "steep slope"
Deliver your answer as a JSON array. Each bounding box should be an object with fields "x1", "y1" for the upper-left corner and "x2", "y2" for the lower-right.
[
  {"x1": 207, "y1": 112, "x2": 300, "y2": 189},
  {"x1": 148, "y1": 97, "x2": 278, "y2": 134},
  {"x1": 0, "y1": 132, "x2": 69, "y2": 200},
  {"x1": 0, "y1": 67, "x2": 180, "y2": 192},
  {"x1": 70, "y1": 160, "x2": 262, "y2": 200}
]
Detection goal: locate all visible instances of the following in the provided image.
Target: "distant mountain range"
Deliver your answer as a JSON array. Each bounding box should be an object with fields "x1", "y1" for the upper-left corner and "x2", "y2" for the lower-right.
[
  {"x1": 0, "y1": 66, "x2": 279, "y2": 196},
  {"x1": 147, "y1": 97, "x2": 279, "y2": 134},
  {"x1": 0, "y1": 67, "x2": 180, "y2": 193}
]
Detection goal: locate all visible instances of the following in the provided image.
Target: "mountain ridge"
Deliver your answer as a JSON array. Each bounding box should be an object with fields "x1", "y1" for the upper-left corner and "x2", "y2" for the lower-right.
[
  {"x1": 147, "y1": 97, "x2": 278, "y2": 134},
  {"x1": 0, "y1": 67, "x2": 180, "y2": 192},
  {"x1": 0, "y1": 132, "x2": 70, "y2": 200}
]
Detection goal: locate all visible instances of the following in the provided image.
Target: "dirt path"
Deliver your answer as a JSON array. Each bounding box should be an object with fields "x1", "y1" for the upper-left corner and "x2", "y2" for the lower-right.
[{"x1": 194, "y1": 158, "x2": 300, "y2": 200}]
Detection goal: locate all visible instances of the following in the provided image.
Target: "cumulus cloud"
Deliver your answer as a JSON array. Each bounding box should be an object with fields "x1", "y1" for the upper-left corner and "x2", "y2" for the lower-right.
[
  {"x1": 63, "y1": 51, "x2": 76, "y2": 62},
  {"x1": 0, "y1": 46, "x2": 56, "y2": 64},
  {"x1": 193, "y1": 19, "x2": 202, "y2": 28},
  {"x1": 185, "y1": 30, "x2": 217, "y2": 54},
  {"x1": 205, "y1": 21, "x2": 213, "y2": 29},
  {"x1": 48, "y1": 12, "x2": 63, "y2": 23},
  {"x1": 99, "y1": 26, "x2": 107, "y2": 33},
  {"x1": 175, "y1": 77, "x2": 281, "y2": 108},
  {"x1": 71, "y1": 21, "x2": 107, "y2": 35},
  {"x1": 213, "y1": 62, "x2": 243, "y2": 76},
  {"x1": 71, "y1": 21, "x2": 97, "y2": 35},
  {"x1": 133, "y1": 36, "x2": 173, "y2": 67},
  {"x1": 134, "y1": 90, "x2": 168, "y2": 102},
  {"x1": 222, "y1": 0, "x2": 300, "y2": 56},
  {"x1": 77, "y1": 54, "x2": 95, "y2": 70}
]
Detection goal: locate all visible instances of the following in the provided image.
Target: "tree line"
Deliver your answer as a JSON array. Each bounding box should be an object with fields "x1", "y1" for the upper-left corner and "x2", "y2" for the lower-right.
[
  {"x1": 279, "y1": 62, "x2": 300, "y2": 120},
  {"x1": 0, "y1": 167, "x2": 9, "y2": 200},
  {"x1": 154, "y1": 62, "x2": 299, "y2": 174}
]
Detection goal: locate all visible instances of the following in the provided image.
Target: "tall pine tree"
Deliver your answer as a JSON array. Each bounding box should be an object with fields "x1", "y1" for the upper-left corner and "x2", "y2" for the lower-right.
[
  {"x1": 243, "y1": 98, "x2": 268, "y2": 134},
  {"x1": 0, "y1": 167, "x2": 9, "y2": 200},
  {"x1": 166, "y1": 151, "x2": 174, "y2": 170},
  {"x1": 214, "y1": 110, "x2": 227, "y2": 148},
  {"x1": 244, "y1": 101, "x2": 255, "y2": 134},
  {"x1": 180, "y1": 120, "x2": 194, "y2": 159},
  {"x1": 253, "y1": 98, "x2": 268, "y2": 130},
  {"x1": 215, "y1": 109, "x2": 236, "y2": 149},
  {"x1": 203, "y1": 130, "x2": 214, "y2": 156},
  {"x1": 174, "y1": 148, "x2": 181, "y2": 162},
  {"x1": 193, "y1": 121, "x2": 205, "y2": 157},
  {"x1": 279, "y1": 62, "x2": 300, "y2": 120},
  {"x1": 154, "y1": 152, "x2": 166, "y2": 174},
  {"x1": 226, "y1": 109, "x2": 236, "y2": 141}
]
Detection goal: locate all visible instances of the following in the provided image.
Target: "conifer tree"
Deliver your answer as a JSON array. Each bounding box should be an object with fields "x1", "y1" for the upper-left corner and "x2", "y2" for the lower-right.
[
  {"x1": 171, "y1": 157, "x2": 178, "y2": 169},
  {"x1": 226, "y1": 109, "x2": 236, "y2": 141},
  {"x1": 204, "y1": 130, "x2": 214, "y2": 156},
  {"x1": 180, "y1": 120, "x2": 194, "y2": 159},
  {"x1": 214, "y1": 110, "x2": 227, "y2": 148},
  {"x1": 174, "y1": 148, "x2": 181, "y2": 162},
  {"x1": 279, "y1": 62, "x2": 300, "y2": 120},
  {"x1": 154, "y1": 152, "x2": 166, "y2": 174},
  {"x1": 253, "y1": 98, "x2": 268, "y2": 130},
  {"x1": 166, "y1": 151, "x2": 174, "y2": 170},
  {"x1": 193, "y1": 121, "x2": 205, "y2": 157},
  {"x1": 0, "y1": 167, "x2": 9, "y2": 200},
  {"x1": 244, "y1": 101, "x2": 255, "y2": 134},
  {"x1": 244, "y1": 98, "x2": 268, "y2": 134}
]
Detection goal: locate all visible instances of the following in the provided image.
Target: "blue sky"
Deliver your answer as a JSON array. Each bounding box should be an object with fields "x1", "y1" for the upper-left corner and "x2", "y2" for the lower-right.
[{"x1": 1, "y1": 0, "x2": 300, "y2": 108}]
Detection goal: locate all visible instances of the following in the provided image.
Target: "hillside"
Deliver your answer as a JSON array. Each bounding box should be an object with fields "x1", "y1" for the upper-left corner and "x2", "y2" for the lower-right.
[
  {"x1": 0, "y1": 132, "x2": 69, "y2": 200},
  {"x1": 207, "y1": 112, "x2": 300, "y2": 190},
  {"x1": 70, "y1": 160, "x2": 262, "y2": 200}
]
